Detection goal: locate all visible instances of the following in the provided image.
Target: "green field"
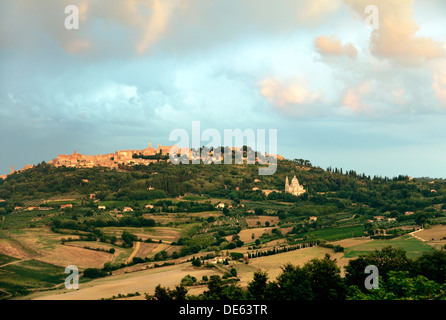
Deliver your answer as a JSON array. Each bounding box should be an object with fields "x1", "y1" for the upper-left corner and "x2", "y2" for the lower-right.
[
  {"x1": 0, "y1": 253, "x2": 20, "y2": 266},
  {"x1": 292, "y1": 225, "x2": 366, "y2": 242},
  {"x1": 2, "y1": 210, "x2": 57, "y2": 229},
  {"x1": 0, "y1": 258, "x2": 66, "y2": 297},
  {"x1": 182, "y1": 195, "x2": 207, "y2": 201},
  {"x1": 100, "y1": 199, "x2": 157, "y2": 208},
  {"x1": 343, "y1": 235, "x2": 433, "y2": 259},
  {"x1": 45, "y1": 200, "x2": 80, "y2": 206},
  {"x1": 99, "y1": 200, "x2": 130, "y2": 208}
]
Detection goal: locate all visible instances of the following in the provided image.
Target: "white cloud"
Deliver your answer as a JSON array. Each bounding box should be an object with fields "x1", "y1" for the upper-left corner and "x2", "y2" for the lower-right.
[
  {"x1": 341, "y1": 81, "x2": 372, "y2": 115},
  {"x1": 314, "y1": 35, "x2": 357, "y2": 58},
  {"x1": 259, "y1": 78, "x2": 323, "y2": 116},
  {"x1": 432, "y1": 62, "x2": 446, "y2": 107},
  {"x1": 344, "y1": 0, "x2": 445, "y2": 66}
]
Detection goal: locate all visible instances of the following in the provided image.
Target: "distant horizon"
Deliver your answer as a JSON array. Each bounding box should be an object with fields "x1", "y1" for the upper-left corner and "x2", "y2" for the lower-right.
[{"x1": 2, "y1": 140, "x2": 445, "y2": 180}]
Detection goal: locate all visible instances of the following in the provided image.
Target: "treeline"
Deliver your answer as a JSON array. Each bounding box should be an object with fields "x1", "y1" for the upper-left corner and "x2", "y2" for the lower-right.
[
  {"x1": 114, "y1": 189, "x2": 167, "y2": 201},
  {"x1": 317, "y1": 243, "x2": 344, "y2": 252},
  {"x1": 52, "y1": 216, "x2": 156, "y2": 232},
  {"x1": 152, "y1": 200, "x2": 215, "y2": 213},
  {"x1": 59, "y1": 230, "x2": 123, "y2": 247},
  {"x1": 82, "y1": 246, "x2": 115, "y2": 254},
  {"x1": 247, "y1": 243, "x2": 315, "y2": 259},
  {"x1": 132, "y1": 153, "x2": 169, "y2": 160},
  {"x1": 148, "y1": 247, "x2": 446, "y2": 300}
]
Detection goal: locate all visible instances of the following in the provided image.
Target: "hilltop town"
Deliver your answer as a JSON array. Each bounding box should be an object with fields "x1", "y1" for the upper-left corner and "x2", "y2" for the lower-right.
[
  {"x1": 49, "y1": 142, "x2": 172, "y2": 169},
  {"x1": 1, "y1": 142, "x2": 283, "y2": 180},
  {"x1": 0, "y1": 164, "x2": 34, "y2": 181}
]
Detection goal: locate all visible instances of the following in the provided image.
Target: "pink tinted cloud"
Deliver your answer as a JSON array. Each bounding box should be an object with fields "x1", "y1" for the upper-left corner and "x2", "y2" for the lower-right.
[
  {"x1": 344, "y1": 0, "x2": 445, "y2": 65},
  {"x1": 314, "y1": 35, "x2": 357, "y2": 58}
]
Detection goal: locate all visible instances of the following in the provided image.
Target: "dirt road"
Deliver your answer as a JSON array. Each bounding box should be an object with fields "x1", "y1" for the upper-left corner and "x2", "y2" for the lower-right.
[
  {"x1": 125, "y1": 241, "x2": 141, "y2": 264},
  {"x1": 0, "y1": 258, "x2": 31, "y2": 268}
]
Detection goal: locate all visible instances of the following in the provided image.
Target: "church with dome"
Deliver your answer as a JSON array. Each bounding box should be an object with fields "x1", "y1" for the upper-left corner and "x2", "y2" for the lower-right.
[{"x1": 285, "y1": 176, "x2": 306, "y2": 196}]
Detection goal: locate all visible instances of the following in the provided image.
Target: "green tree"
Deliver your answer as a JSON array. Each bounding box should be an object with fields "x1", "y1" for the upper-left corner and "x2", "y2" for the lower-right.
[
  {"x1": 221, "y1": 284, "x2": 245, "y2": 300},
  {"x1": 347, "y1": 271, "x2": 446, "y2": 300},
  {"x1": 121, "y1": 231, "x2": 137, "y2": 246},
  {"x1": 275, "y1": 263, "x2": 313, "y2": 300},
  {"x1": 303, "y1": 254, "x2": 346, "y2": 300},
  {"x1": 191, "y1": 257, "x2": 201, "y2": 267},
  {"x1": 154, "y1": 284, "x2": 171, "y2": 300},
  {"x1": 247, "y1": 270, "x2": 268, "y2": 300},
  {"x1": 345, "y1": 247, "x2": 411, "y2": 289},
  {"x1": 415, "y1": 214, "x2": 430, "y2": 227},
  {"x1": 171, "y1": 284, "x2": 188, "y2": 300},
  {"x1": 412, "y1": 249, "x2": 446, "y2": 284},
  {"x1": 83, "y1": 268, "x2": 107, "y2": 279},
  {"x1": 181, "y1": 274, "x2": 197, "y2": 286},
  {"x1": 202, "y1": 275, "x2": 224, "y2": 300}
]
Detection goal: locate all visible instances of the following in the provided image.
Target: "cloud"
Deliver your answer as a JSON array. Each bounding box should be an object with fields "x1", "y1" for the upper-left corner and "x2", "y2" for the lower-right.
[
  {"x1": 433, "y1": 63, "x2": 446, "y2": 107},
  {"x1": 341, "y1": 81, "x2": 372, "y2": 115},
  {"x1": 134, "y1": 0, "x2": 175, "y2": 55},
  {"x1": 392, "y1": 88, "x2": 406, "y2": 105},
  {"x1": 260, "y1": 78, "x2": 322, "y2": 116},
  {"x1": 344, "y1": 0, "x2": 445, "y2": 65},
  {"x1": 83, "y1": 0, "x2": 176, "y2": 55},
  {"x1": 297, "y1": 0, "x2": 342, "y2": 25},
  {"x1": 64, "y1": 39, "x2": 91, "y2": 53},
  {"x1": 314, "y1": 35, "x2": 357, "y2": 58},
  {"x1": 1, "y1": 0, "x2": 344, "y2": 58}
]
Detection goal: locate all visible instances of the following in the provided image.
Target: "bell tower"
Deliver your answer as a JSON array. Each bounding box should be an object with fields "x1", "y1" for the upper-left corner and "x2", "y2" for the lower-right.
[{"x1": 10, "y1": 165, "x2": 14, "y2": 174}]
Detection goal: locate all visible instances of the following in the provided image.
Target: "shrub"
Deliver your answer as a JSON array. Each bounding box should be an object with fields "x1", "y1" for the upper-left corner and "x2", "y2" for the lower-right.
[{"x1": 83, "y1": 268, "x2": 107, "y2": 279}]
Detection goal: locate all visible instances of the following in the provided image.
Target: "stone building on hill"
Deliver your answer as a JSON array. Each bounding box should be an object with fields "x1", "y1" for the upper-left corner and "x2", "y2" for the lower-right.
[{"x1": 285, "y1": 175, "x2": 306, "y2": 196}]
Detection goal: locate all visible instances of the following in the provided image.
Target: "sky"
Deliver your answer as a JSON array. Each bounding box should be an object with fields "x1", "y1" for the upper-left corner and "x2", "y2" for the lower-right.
[{"x1": 1, "y1": 0, "x2": 446, "y2": 178}]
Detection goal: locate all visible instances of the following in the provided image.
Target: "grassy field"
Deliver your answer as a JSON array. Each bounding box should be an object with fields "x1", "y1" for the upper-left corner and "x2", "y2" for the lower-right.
[
  {"x1": 292, "y1": 225, "x2": 366, "y2": 242},
  {"x1": 100, "y1": 226, "x2": 181, "y2": 243},
  {"x1": 413, "y1": 225, "x2": 446, "y2": 241},
  {"x1": 235, "y1": 246, "x2": 342, "y2": 287},
  {"x1": 0, "y1": 257, "x2": 66, "y2": 297},
  {"x1": 2, "y1": 210, "x2": 58, "y2": 229},
  {"x1": 245, "y1": 216, "x2": 280, "y2": 227},
  {"x1": 343, "y1": 235, "x2": 432, "y2": 259},
  {"x1": 24, "y1": 263, "x2": 222, "y2": 300},
  {"x1": 99, "y1": 200, "x2": 132, "y2": 208},
  {"x1": 0, "y1": 253, "x2": 20, "y2": 265},
  {"x1": 0, "y1": 228, "x2": 119, "y2": 268},
  {"x1": 182, "y1": 195, "x2": 207, "y2": 201},
  {"x1": 236, "y1": 227, "x2": 275, "y2": 243}
]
